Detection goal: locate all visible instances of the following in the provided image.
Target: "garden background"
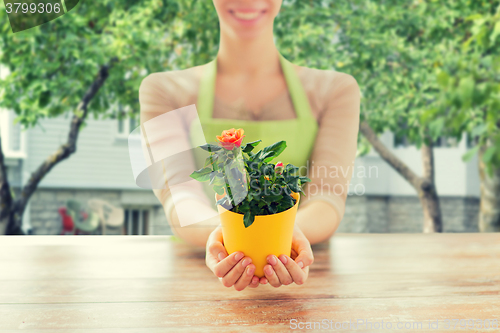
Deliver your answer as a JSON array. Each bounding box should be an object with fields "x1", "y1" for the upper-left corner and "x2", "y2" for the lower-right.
[{"x1": 0, "y1": 0, "x2": 499, "y2": 235}]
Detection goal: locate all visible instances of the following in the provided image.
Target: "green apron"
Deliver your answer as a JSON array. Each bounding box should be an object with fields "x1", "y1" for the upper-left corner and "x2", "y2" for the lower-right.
[{"x1": 190, "y1": 54, "x2": 318, "y2": 203}]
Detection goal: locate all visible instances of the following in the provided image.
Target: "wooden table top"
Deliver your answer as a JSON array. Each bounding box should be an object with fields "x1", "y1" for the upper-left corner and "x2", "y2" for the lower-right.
[{"x1": 0, "y1": 233, "x2": 499, "y2": 332}]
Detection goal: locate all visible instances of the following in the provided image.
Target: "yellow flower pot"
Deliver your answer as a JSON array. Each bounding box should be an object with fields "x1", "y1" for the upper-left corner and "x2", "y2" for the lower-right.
[{"x1": 216, "y1": 192, "x2": 300, "y2": 277}]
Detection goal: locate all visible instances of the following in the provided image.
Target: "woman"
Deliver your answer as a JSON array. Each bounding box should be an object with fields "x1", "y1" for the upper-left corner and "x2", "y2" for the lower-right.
[{"x1": 139, "y1": 0, "x2": 360, "y2": 290}]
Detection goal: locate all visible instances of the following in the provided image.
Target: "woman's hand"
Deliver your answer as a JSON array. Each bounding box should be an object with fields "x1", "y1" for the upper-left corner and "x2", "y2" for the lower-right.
[
  {"x1": 206, "y1": 226, "x2": 260, "y2": 291},
  {"x1": 260, "y1": 225, "x2": 314, "y2": 287}
]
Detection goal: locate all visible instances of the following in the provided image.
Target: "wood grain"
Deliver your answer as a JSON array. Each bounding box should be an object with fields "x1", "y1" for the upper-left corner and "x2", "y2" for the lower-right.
[{"x1": 0, "y1": 233, "x2": 499, "y2": 331}]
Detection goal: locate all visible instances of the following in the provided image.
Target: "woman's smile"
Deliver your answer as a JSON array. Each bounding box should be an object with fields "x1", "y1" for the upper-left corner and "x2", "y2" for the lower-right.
[
  {"x1": 228, "y1": 8, "x2": 267, "y2": 26},
  {"x1": 213, "y1": 0, "x2": 281, "y2": 38}
]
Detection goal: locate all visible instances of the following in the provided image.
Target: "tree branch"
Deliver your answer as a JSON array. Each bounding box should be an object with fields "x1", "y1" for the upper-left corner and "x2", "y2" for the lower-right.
[
  {"x1": 359, "y1": 121, "x2": 424, "y2": 190},
  {"x1": 13, "y1": 58, "x2": 118, "y2": 217},
  {"x1": 421, "y1": 141, "x2": 435, "y2": 189},
  {"x1": 0, "y1": 136, "x2": 13, "y2": 221}
]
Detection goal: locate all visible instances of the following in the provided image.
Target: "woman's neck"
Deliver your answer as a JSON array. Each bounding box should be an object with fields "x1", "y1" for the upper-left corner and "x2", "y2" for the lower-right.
[{"x1": 217, "y1": 30, "x2": 280, "y2": 77}]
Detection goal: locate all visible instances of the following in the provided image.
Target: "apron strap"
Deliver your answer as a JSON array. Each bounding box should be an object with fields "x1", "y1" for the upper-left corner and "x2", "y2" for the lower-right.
[
  {"x1": 278, "y1": 54, "x2": 312, "y2": 120},
  {"x1": 197, "y1": 59, "x2": 217, "y2": 122},
  {"x1": 197, "y1": 54, "x2": 312, "y2": 121}
]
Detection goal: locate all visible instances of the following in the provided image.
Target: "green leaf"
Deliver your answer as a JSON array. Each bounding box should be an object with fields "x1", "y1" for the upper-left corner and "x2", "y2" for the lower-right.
[
  {"x1": 242, "y1": 140, "x2": 261, "y2": 153},
  {"x1": 238, "y1": 202, "x2": 250, "y2": 213},
  {"x1": 209, "y1": 172, "x2": 225, "y2": 186},
  {"x1": 204, "y1": 154, "x2": 218, "y2": 168},
  {"x1": 458, "y1": 77, "x2": 475, "y2": 107},
  {"x1": 490, "y1": 21, "x2": 500, "y2": 44},
  {"x1": 199, "y1": 144, "x2": 222, "y2": 152},
  {"x1": 283, "y1": 195, "x2": 296, "y2": 207},
  {"x1": 299, "y1": 176, "x2": 311, "y2": 184},
  {"x1": 263, "y1": 195, "x2": 283, "y2": 203},
  {"x1": 462, "y1": 145, "x2": 479, "y2": 162},
  {"x1": 436, "y1": 71, "x2": 449, "y2": 87},
  {"x1": 262, "y1": 141, "x2": 287, "y2": 162},
  {"x1": 267, "y1": 203, "x2": 278, "y2": 214},
  {"x1": 213, "y1": 186, "x2": 225, "y2": 195},
  {"x1": 428, "y1": 118, "x2": 445, "y2": 141},
  {"x1": 465, "y1": 14, "x2": 483, "y2": 21},
  {"x1": 471, "y1": 124, "x2": 487, "y2": 137},
  {"x1": 189, "y1": 167, "x2": 213, "y2": 182},
  {"x1": 260, "y1": 150, "x2": 276, "y2": 161},
  {"x1": 243, "y1": 211, "x2": 255, "y2": 228},
  {"x1": 482, "y1": 146, "x2": 497, "y2": 164},
  {"x1": 287, "y1": 178, "x2": 300, "y2": 193},
  {"x1": 285, "y1": 164, "x2": 299, "y2": 174},
  {"x1": 216, "y1": 196, "x2": 229, "y2": 206}
]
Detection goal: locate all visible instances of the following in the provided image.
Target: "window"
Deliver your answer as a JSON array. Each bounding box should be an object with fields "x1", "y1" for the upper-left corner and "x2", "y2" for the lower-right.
[
  {"x1": 117, "y1": 117, "x2": 138, "y2": 137},
  {"x1": 394, "y1": 134, "x2": 458, "y2": 148},
  {"x1": 433, "y1": 136, "x2": 458, "y2": 148},
  {"x1": 115, "y1": 104, "x2": 139, "y2": 138},
  {"x1": 466, "y1": 133, "x2": 478, "y2": 149},
  {"x1": 394, "y1": 134, "x2": 411, "y2": 148},
  {"x1": 123, "y1": 208, "x2": 150, "y2": 235},
  {"x1": 0, "y1": 109, "x2": 26, "y2": 158}
]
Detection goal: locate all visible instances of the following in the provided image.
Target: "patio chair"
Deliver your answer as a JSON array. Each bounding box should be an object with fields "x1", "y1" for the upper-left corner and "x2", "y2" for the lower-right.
[
  {"x1": 58, "y1": 207, "x2": 75, "y2": 235},
  {"x1": 87, "y1": 199, "x2": 125, "y2": 235},
  {"x1": 66, "y1": 199, "x2": 100, "y2": 234}
]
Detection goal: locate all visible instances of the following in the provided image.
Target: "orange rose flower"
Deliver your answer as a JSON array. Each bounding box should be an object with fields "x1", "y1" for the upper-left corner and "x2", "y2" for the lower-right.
[{"x1": 216, "y1": 128, "x2": 245, "y2": 150}]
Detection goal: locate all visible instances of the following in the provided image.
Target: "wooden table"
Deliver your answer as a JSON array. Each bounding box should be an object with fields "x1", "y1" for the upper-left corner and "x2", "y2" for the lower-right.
[{"x1": 0, "y1": 234, "x2": 499, "y2": 332}]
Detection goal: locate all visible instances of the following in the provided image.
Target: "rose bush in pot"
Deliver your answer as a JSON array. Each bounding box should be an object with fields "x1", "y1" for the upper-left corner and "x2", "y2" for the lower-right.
[{"x1": 190, "y1": 128, "x2": 310, "y2": 277}]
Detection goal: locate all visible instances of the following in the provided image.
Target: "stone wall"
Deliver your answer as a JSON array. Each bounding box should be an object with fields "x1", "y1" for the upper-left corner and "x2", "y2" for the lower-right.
[
  {"x1": 339, "y1": 195, "x2": 480, "y2": 233},
  {"x1": 27, "y1": 189, "x2": 480, "y2": 235},
  {"x1": 28, "y1": 189, "x2": 170, "y2": 235}
]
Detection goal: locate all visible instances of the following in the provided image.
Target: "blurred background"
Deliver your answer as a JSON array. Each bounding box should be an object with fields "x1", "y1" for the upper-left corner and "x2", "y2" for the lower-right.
[{"x1": 0, "y1": 0, "x2": 499, "y2": 235}]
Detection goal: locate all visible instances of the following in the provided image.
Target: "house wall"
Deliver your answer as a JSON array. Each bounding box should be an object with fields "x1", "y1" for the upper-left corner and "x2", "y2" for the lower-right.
[
  {"x1": 2, "y1": 113, "x2": 483, "y2": 235},
  {"x1": 28, "y1": 188, "x2": 479, "y2": 235},
  {"x1": 339, "y1": 195, "x2": 479, "y2": 233},
  {"x1": 16, "y1": 115, "x2": 171, "y2": 234},
  {"x1": 29, "y1": 188, "x2": 169, "y2": 235},
  {"x1": 25, "y1": 116, "x2": 137, "y2": 189},
  {"x1": 352, "y1": 131, "x2": 481, "y2": 198}
]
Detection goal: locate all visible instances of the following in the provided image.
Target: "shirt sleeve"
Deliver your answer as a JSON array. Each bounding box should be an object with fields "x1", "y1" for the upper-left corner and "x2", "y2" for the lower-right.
[
  {"x1": 138, "y1": 72, "x2": 211, "y2": 221},
  {"x1": 301, "y1": 72, "x2": 361, "y2": 221}
]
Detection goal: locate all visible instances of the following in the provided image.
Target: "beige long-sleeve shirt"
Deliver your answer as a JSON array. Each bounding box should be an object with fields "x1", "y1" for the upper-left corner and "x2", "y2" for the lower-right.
[{"x1": 139, "y1": 63, "x2": 360, "y2": 223}]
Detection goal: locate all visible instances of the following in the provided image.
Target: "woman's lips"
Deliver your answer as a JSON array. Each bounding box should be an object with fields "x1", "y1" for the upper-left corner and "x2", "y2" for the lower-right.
[{"x1": 229, "y1": 9, "x2": 266, "y2": 25}]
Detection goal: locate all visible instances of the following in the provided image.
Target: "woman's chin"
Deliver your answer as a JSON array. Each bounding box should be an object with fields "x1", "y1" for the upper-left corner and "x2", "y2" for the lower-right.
[{"x1": 226, "y1": 22, "x2": 273, "y2": 40}]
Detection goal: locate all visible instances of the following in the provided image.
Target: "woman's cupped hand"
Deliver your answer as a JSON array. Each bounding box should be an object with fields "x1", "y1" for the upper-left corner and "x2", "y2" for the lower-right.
[
  {"x1": 206, "y1": 226, "x2": 260, "y2": 291},
  {"x1": 206, "y1": 225, "x2": 314, "y2": 290},
  {"x1": 259, "y1": 226, "x2": 314, "y2": 287}
]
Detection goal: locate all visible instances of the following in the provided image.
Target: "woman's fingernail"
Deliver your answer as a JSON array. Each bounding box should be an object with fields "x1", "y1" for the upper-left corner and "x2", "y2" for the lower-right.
[
  {"x1": 265, "y1": 267, "x2": 274, "y2": 276},
  {"x1": 218, "y1": 252, "x2": 226, "y2": 261},
  {"x1": 298, "y1": 261, "x2": 304, "y2": 268},
  {"x1": 279, "y1": 255, "x2": 288, "y2": 265},
  {"x1": 247, "y1": 266, "x2": 255, "y2": 276},
  {"x1": 267, "y1": 255, "x2": 278, "y2": 266},
  {"x1": 235, "y1": 252, "x2": 244, "y2": 261},
  {"x1": 242, "y1": 258, "x2": 252, "y2": 267}
]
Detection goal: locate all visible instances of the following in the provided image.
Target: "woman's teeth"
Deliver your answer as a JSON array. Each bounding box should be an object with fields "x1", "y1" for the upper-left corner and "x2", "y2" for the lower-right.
[{"x1": 232, "y1": 11, "x2": 261, "y2": 20}]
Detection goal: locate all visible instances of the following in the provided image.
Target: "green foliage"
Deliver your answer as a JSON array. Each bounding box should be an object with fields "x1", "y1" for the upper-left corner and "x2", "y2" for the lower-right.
[
  {"x1": 0, "y1": 0, "x2": 346, "y2": 129},
  {"x1": 0, "y1": 0, "x2": 219, "y2": 127},
  {"x1": 281, "y1": 1, "x2": 500, "y2": 173},
  {"x1": 1, "y1": 0, "x2": 498, "y2": 177},
  {"x1": 429, "y1": 3, "x2": 500, "y2": 175},
  {"x1": 322, "y1": 1, "x2": 500, "y2": 172},
  {"x1": 190, "y1": 137, "x2": 310, "y2": 228}
]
